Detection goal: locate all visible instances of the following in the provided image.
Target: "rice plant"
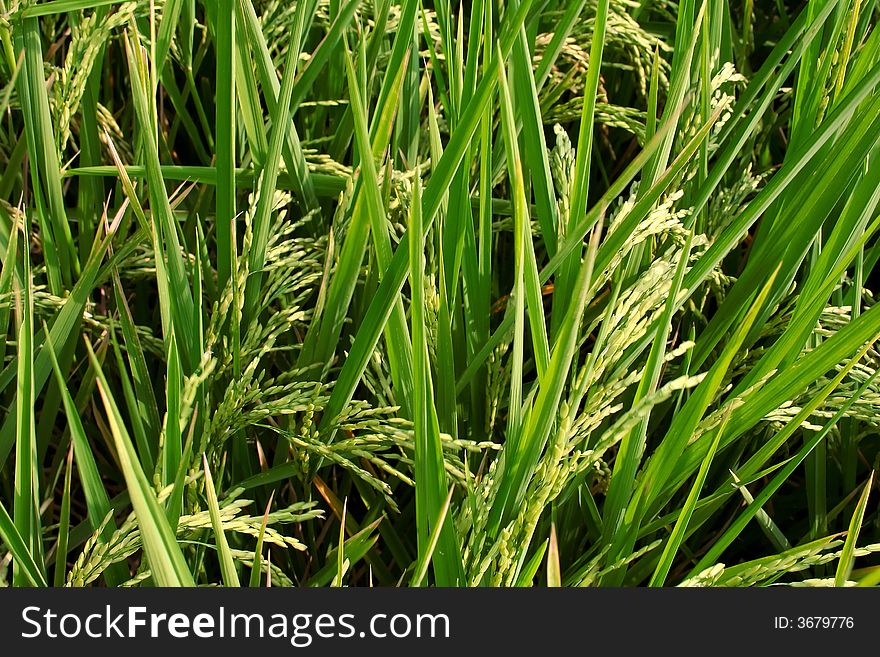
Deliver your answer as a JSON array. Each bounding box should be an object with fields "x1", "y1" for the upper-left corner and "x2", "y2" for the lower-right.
[{"x1": 0, "y1": 0, "x2": 879, "y2": 588}]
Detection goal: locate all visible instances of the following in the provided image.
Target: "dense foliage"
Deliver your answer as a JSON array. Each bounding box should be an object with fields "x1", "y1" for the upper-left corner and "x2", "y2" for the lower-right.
[{"x1": 1, "y1": 0, "x2": 879, "y2": 587}]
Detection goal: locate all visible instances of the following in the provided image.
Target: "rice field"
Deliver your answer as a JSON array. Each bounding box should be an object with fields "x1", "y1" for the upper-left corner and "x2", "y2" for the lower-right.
[{"x1": 0, "y1": 0, "x2": 880, "y2": 588}]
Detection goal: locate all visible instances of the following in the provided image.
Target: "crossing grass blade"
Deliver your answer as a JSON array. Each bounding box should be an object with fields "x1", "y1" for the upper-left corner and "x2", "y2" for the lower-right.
[
  {"x1": 236, "y1": 0, "x2": 317, "y2": 210},
  {"x1": 409, "y1": 171, "x2": 462, "y2": 586},
  {"x1": 213, "y1": 0, "x2": 236, "y2": 293},
  {"x1": 488, "y1": 207, "x2": 605, "y2": 538},
  {"x1": 109, "y1": 320, "x2": 155, "y2": 475},
  {"x1": 308, "y1": 519, "x2": 382, "y2": 587},
  {"x1": 21, "y1": 0, "x2": 124, "y2": 17},
  {"x1": 601, "y1": 267, "x2": 781, "y2": 584},
  {"x1": 687, "y1": 359, "x2": 880, "y2": 577},
  {"x1": 497, "y1": 51, "x2": 527, "y2": 441},
  {"x1": 15, "y1": 16, "x2": 76, "y2": 292},
  {"x1": 516, "y1": 539, "x2": 548, "y2": 587},
  {"x1": 547, "y1": 523, "x2": 561, "y2": 587},
  {"x1": 0, "y1": 497, "x2": 46, "y2": 586},
  {"x1": 498, "y1": 43, "x2": 550, "y2": 378},
  {"x1": 202, "y1": 454, "x2": 240, "y2": 587},
  {"x1": 163, "y1": 331, "x2": 182, "y2": 491},
  {"x1": 44, "y1": 327, "x2": 126, "y2": 585},
  {"x1": 0, "y1": 214, "x2": 18, "y2": 362},
  {"x1": 318, "y1": 0, "x2": 534, "y2": 433},
  {"x1": 648, "y1": 411, "x2": 727, "y2": 587},
  {"x1": 165, "y1": 405, "x2": 197, "y2": 529},
  {"x1": 243, "y1": 4, "x2": 307, "y2": 326},
  {"x1": 338, "y1": 36, "x2": 414, "y2": 413},
  {"x1": 249, "y1": 493, "x2": 273, "y2": 588},
  {"x1": 53, "y1": 445, "x2": 73, "y2": 587},
  {"x1": 86, "y1": 340, "x2": 195, "y2": 587},
  {"x1": 835, "y1": 472, "x2": 874, "y2": 587},
  {"x1": 13, "y1": 218, "x2": 41, "y2": 587},
  {"x1": 112, "y1": 271, "x2": 162, "y2": 462},
  {"x1": 123, "y1": 27, "x2": 197, "y2": 373},
  {"x1": 410, "y1": 486, "x2": 455, "y2": 587},
  {"x1": 552, "y1": 0, "x2": 608, "y2": 338},
  {"x1": 653, "y1": 301, "x2": 880, "y2": 522}
]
